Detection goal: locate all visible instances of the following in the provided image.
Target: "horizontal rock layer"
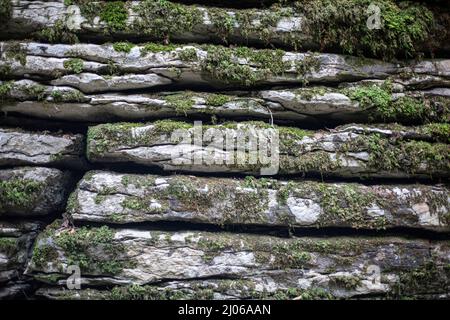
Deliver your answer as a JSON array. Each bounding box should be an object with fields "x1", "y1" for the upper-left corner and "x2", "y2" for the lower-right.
[
  {"x1": 86, "y1": 121, "x2": 450, "y2": 178},
  {"x1": 0, "y1": 220, "x2": 42, "y2": 299},
  {"x1": 67, "y1": 170, "x2": 450, "y2": 231},
  {"x1": 1, "y1": 79, "x2": 449, "y2": 125},
  {"x1": 0, "y1": 127, "x2": 86, "y2": 168},
  {"x1": 26, "y1": 222, "x2": 450, "y2": 299},
  {"x1": 0, "y1": 167, "x2": 74, "y2": 216},
  {"x1": 1, "y1": 42, "x2": 449, "y2": 92},
  {"x1": 1, "y1": 1, "x2": 448, "y2": 58}
]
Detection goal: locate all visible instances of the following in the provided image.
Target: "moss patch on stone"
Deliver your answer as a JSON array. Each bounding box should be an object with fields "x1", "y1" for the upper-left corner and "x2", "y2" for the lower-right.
[
  {"x1": 0, "y1": 178, "x2": 44, "y2": 212},
  {"x1": 53, "y1": 225, "x2": 129, "y2": 275},
  {"x1": 112, "y1": 41, "x2": 135, "y2": 53},
  {"x1": 0, "y1": 0, "x2": 11, "y2": 21},
  {"x1": 363, "y1": 133, "x2": 450, "y2": 176},
  {"x1": 100, "y1": 1, "x2": 129, "y2": 32},
  {"x1": 63, "y1": 58, "x2": 84, "y2": 74},
  {"x1": 134, "y1": 0, "x2": 203, "y2": 42}
]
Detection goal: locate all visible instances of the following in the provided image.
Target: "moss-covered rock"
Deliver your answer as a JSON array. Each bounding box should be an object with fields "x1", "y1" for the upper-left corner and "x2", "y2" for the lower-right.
[
  {"x1": 0, "y1": 167, "x2": 74, "y2": 216},
  {"x1": 26, "y1": 223, "x2": 450, "y2": 299},
  {"x1": 66, "y1": 170, "x2": 450, "y2": 231},
  {"x1": 2, "y1": 1, "x2": 448, "y2": 59},
  {"x1": 86, "y1": 120, "x2": 450, "y2": 179}
]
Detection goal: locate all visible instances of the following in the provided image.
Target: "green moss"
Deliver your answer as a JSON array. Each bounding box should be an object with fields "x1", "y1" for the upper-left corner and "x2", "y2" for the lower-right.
[
  {"x1": 37, "y1": 19, "x2": 79, "y2": 44},
  {"x1": 209, "y1": 8, "x2": 237, "y2": 42},
  {"x1": 0, "y1": 81, "x2": 12, "y2": 102},
  {"x1": 345, "y1": 82, "x2": 449, "y2": 123},
  {"x1": 100, "y1": 1, "x2": 128, "y2": 32},
  {"x1": 421, "y1": 123, "x2": 450, "y2": 144},
  {"x1": 281, "y1": 150, "x2": 340, "y2": 176},
  {"x1": 364, "y1": 133, "x2": 450, "y2": 176},
  {"x1": 332, "y1": 275, "x2": 362, "y2": 290},
  {"x1": 201, "y1": 45, "x2": 290, "y2": 86},
  {"x1": 32, "y1": 244, "x2": 58, "y2": 268},
  {"x1": 5, "y1": 42, "x2": 27, "y2": 66},
  {"x1": 54, "y1": 226, "x2": 128, "y2": 274},
  {"x1": 63, "y1": 58, "x2": 84, "y2": 74},
  {"x1": 294, "y1": 52, "x2": 321, "y2": 85},
  {"x1": 0, "y1": 0, "x2": 11, "y2": 21},
  {"x1": 134, "y1": 0, "x2": 203, "y2": 42},
  {"x1": 298, "y1": 0, "x2": 435, "y2": 59},
  {"x1": 23, "y1": 84, "x2": 46, "y2": 101},
  {"x1": 107, "y1": 284, "x2": 215, "y2": 300},
  {"x1": 65, "y1": 191, "x2": 79, "y2": 214},
  {"x1": 0, "y1": 179, "x2": 44, "y2": 211},
  {"x1": 165, "y1": 92, "x2": 195, "y2": 115},
  {"x1": 271, "y1": 242, "x2": 312, "y2": 268},
  {"x1": 394, "y1": 261, "x2": 448, "y2": 297},
  {"x1": 0, "y1": 237, "x2": 17, "y2": 254},
  {"x1": 70, "y1": 0, "x2": 103, "y2": 23},
  {"x1": 178, "y1": 48, "x2": 198, "y2": 61},
  {"x1": 308, "y1": 183, "x2": 386, "y2": 229},
  {"x1": 141, "y1": 42, "x2": 177, "y2": 55},
  {"x1": 205, "y1": 94, "x2": 231, "y2": 107},
  {"x1": 344, "y1": 83, "x2": 392, "y2": 112},
  {"x1": 112, "y1": 41, "x2": 135, "y2": 53},
  {"x1": 50, "y1": 90, "x2": 84, "y2": 102},
  {"x1": 235, "y1": 6, "x2": 292, "y2": 46}
]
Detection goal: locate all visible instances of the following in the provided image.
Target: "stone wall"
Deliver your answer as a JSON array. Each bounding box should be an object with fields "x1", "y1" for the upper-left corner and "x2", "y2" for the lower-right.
[{"x1": 0, "y1": 0, "x2": 449, "y2": 299}]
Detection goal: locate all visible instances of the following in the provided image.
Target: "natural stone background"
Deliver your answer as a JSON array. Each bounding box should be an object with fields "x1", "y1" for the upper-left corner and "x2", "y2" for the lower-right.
[{"x1": 0, "y1": 0, "x2": 449, "y2": 299}]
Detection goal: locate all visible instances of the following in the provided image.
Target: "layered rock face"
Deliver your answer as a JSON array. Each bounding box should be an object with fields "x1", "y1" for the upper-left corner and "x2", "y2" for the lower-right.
[{"x1": 0, "y1": 0, "x2": 449, "y2": 300}]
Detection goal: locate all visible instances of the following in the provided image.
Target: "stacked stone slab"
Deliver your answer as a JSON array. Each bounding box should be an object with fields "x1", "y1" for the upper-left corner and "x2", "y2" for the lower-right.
[{"x1": 1, "y1": 0, "x2": 449, "y2": 299}]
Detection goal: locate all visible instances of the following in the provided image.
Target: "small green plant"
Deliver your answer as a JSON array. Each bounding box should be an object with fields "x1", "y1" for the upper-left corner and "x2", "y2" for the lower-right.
[
  {"x1": 63, "y1": 58, "x2": 84, "y2": 74},
  {"x1": 112, "y1": 42, "x2": 135, "y2": 53},
  {"x1": 100, "y1": 1, "x2": 128, "y2": 31}
]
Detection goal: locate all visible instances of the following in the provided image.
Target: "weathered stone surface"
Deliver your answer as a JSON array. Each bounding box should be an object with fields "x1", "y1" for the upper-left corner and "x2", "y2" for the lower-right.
[
  {"x1": 86, "y1": 121, "x2": 450, "y2": 178},
  {"x1": 26, "y1": 223, "x2": 450, "y2": 299},
  {"x1": 34, "y1": 282, "x2": 450, "y2": 300},
  {"x1": 1, "y1": 79, "x2": 449, "y2": 125},
  {"x1": 67, "y1": 171, "x2": 450, "y2": 231},
  {"x1": 0, "y1": 127, "x2": 86, "y2": 168},
  {"x1": 0, "y1": 220, "x2": 42, "y2": 299},
  {"x1": 1, "y1": 1, "x2": 448, "y2": 58},
  {"x1": 1, "y1": 42, "x2": 449, "y2": 92},
  {"x1": 0, "y1": 167, "x2": 74, "y2": 216}
]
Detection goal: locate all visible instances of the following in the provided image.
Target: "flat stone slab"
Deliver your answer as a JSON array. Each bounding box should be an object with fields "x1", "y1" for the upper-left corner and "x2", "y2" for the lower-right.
[
  {"x1": 1, "y1": 1, "x2": 448, "y2": 57},
  {"x1": 1, "y1": 42, "x2": 449, "y2": 92},
  {"x1": 26, "y1": 222, "x2": 450, "y2": 299},
  {"x1": 67, "y1": 170, "x2": 450, "y2": 231},
  {"x1": 0, "y1": 127, "x2": 86, "y2": 168},
  {"x1": 86, "y1": 121, "x2": 450, "y2": 178},
  {"x1": 1, "y1": 79, "x2": 448, "y2": 125}
]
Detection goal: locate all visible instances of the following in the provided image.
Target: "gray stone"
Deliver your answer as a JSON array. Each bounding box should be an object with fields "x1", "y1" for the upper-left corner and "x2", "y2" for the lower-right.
[
  {"x1": 86, "y1": 122, "x2": 450, "y2": 178},
  {"x1": 26, "y1": 223, "x2": 450, "y2": 299},
  {"x1": 0, "y1": 167, "x2": 74, "y2": 216},
  {"x1": 0, "y1": 127, "x2": 86, "y2": 168},
  {"x1": 67, "y1": 171, "x2": 450, "y2": 231}
]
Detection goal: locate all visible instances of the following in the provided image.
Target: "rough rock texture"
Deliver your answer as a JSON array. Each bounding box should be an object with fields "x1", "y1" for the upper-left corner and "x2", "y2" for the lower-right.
[
  {"x1": 0, "y1": 220, "x2": 42, "y2": 299},
  {"x1": 1, "y1": 79, "x2": 449, "y2": 125},
  {"x1": 0, "y1": 167, "x2": 74, "y2": 216},
  {"x1": 1, "y1": 1, "x2": 448, "y2": 58},
  {"x1": 67, "y1": 171, "x2": 450, "y2": 231},
  {"x1": 0, "y1": 127, "x2": 86, "y2": 168},
  {"x1": 1, "y1": 42, "x2": 449, "y2": 91},
  {"x1": 86, "y1": 121, "x2": 450, "y2": 178},
  {"x1": 26, "y1": 222, "x2": 450, "y2": 299},
  {"x1": 1, "y1": 0, "x2": 449, "y2": 301}
]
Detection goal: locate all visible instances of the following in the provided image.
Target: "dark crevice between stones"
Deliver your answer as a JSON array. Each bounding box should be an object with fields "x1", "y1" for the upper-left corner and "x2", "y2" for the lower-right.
[{"x1": 72, "y1": 219, "x2": 450, "y2": 241}]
